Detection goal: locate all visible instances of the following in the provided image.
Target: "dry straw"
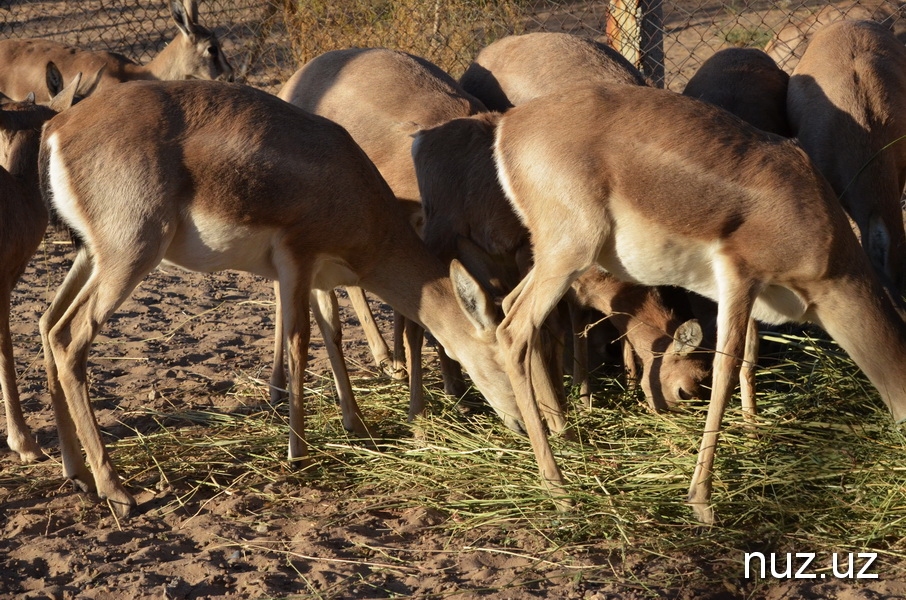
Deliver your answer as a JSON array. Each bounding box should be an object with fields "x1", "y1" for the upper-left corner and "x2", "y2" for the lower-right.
[{"x1": 5, "y1": 325, "x2": 904, "y2": 587}]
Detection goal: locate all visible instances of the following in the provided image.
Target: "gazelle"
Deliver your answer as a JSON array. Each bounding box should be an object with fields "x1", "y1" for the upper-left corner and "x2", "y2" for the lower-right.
[
  {"x1": 682, "y1": 47, "x2": 790, "y2": 137},
  {"x1": 0, "y1": 0, "x2": 233, "y2": 101},
  {"x1": 680, "y1": 46, "x2": 792, "y2": 413},
  {"x1": 2, "y1": 66, "x2": 82, "y2": 462},
  {"x1": 455, "y1": 33, "x2": 690, "y2": 409},
  {"x1": 492, "y1": 83, "x2": 906, "y2": 524},
  {"x1": 458, "y1": 32, "x2": 646, "y2": 112},
  {"x1": 38, "y1": 79, "x2": 517, "y2": 518},
  {"x1": 411, "y1": 112, "x2": 709, "y2": 412},
  {"x1": 277, "y1": 48, "x2": 491, "y2": 422},
  {"x1": 788, "y1": 19, "x2": 906, "y2": 294},
  {"x1": 764, "y1": 2, "x2": 902, "y2": 73}
]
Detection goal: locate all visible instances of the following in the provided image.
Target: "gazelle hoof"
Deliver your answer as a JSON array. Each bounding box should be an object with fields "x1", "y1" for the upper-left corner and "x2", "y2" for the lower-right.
[
  {"x1": 688, "y1": 500, "x2": 716, "y2": 525},
  {"x1": 8, "y1": 436, "x2": 43, "y2": 463}
]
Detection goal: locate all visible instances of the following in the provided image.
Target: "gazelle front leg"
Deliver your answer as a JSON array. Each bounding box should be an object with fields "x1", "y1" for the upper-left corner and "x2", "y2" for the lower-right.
[
  {"x1": 687, "y1": 275, "x2": 757, "y2": 524},
  {"x1": 498, "y1": 266, "x2": 578, "y2": 507},
  {"x1": 309, "y1": 288, "x2": 373, "y2": 438},
  {"x1": 739, "y1": 317, "x2": 759, "y2": 421},
  {"x1": 345, "y1": 286, "x2": 395, "y2": 377},
  {"x1": 403, "y1": 319, "x2": 426, "y2": 421},
  {"x1": 276, "y1": 269, "x2": 313, "y2": 467},
  {"x1": 271, "y1": 283, "x2": 398, "y2": 403},
  {"x1": 270, "y1": 280, "x2": 287, "y2": 402},
  {"x1": 567, "y1": 300, "x2": 592, "y2": 408}
]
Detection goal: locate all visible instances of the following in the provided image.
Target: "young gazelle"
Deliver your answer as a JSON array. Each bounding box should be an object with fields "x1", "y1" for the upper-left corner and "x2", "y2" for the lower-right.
[
  {"x1": 492, "y1": 83, "x2": 906, "y2": 524},
  {"x1": 1, "y1": 67, "x2": 81, "y2": 462},
  {"x1": 38, "y1": 80, "x2": 518, "y2": 519},
  {"x1": 0, "y1": 1, "x2": 233, "y2": 101}
]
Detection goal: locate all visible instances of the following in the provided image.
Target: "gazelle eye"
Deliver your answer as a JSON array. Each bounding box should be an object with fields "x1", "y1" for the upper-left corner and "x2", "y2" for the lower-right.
[{"x1": 208, "y1": 46, "x2": 218, "y2": 57}]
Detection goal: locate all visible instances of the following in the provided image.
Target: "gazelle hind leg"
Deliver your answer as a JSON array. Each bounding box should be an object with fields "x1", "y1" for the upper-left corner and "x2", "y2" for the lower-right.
[
  {"x1": 687, "y1": 270, "x2": 757, "y2": 524},
  {"x1": 309, "y1": 288, "x2": 372, "y2": 437},
  {"x1": 270, "y1": 280, "x2": 287, "y2": 402},
  {"x1": 345, "y1": 286, "x2": 395, "y2": 377},
  {"x1": 39, "y1": 248, "x2": 95, "y2": 488},
  {"x1": 45, "y1": 253, "x2": 163, "y2": 518}
]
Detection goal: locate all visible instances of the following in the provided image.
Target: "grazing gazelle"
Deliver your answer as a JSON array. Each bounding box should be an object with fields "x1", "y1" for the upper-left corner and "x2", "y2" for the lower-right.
[
  {"x1": 0, "y1": 0, "x2": 233, "y2": 101},
  {"x1": 788, "y1": 19, "x2": 906, "y2": 294},
  {"x1": 411, "y1": 112, "x2": 709, "y2": 412},
  {"x1": 764, "y1": 3, "x2": 902, "y2": 73},
  {"x1": 38, "y1": 80, "x2": 518, "y2": 519},
  {"x1": 1, "y1": 66, "x2": 82, "y2": 462},
  {"x1": 459, "y1": 31, "x2": 646, "y2": 111},
  {"x1": 682, "y1": 47, "x2": 790, "y2": 138},
  {"x1": 491, "y1": 83, "x2": 906, "y2": 524},
  {"x1": 277, "y1": 48, "x2": 492, "y2": 422}
]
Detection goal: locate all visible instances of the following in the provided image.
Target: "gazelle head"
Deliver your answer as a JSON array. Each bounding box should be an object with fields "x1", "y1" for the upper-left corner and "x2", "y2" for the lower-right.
[
  {"x1": 638, "y1": 319, "x2": 709, "y2": 412},
  {"x1": 161, "y1": 0, "x2": 234, "y2": 82}
]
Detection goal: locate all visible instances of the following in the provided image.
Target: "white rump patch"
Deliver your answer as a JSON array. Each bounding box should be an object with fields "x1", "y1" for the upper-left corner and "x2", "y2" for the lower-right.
[
  {"x1": 492, "y1": 119, "x2": 529, "y2": 226},
  {"x1": 45, "y1": 133, "x2": 93, "y2": 247}
]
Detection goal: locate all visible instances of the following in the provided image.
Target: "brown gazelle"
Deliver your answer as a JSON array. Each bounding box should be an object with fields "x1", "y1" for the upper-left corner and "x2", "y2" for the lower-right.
[
  {"x1": 0, "y1": 0, "x2": 233, "y2": 101},
  {"x1": 491, "y1": 83, "x2": 906, "y2": 524},
  {"x1": 1, "y1": 66, "x2": 81, "y2": 462},
  {"x1": 459, "y1": 32, "x2": 646, "y2": 111},
  {"x1": 277, "y1": 48, "x2": 495, "y2": 423},
  {"x1": 764, "y1": 3, "x2": 902, "y2": 73},
  {"x1": 680, "y1": 46, "x2": 791, "y2": 415},
  {"x1": 454, "y1": 33, "x2": 701, "y2": 411},
  {"x1": 412, "y1": 112, "x2": 709, "y2": 412},
  {"x1": 682, "y1": 47, "x2": 790, "y2": 137},
  {"x1": 38, "y1": 80, "x2": 518, "y2": 518},
  {"x1": 788, "y1": 19, "x2": 906, "y2": 294}
]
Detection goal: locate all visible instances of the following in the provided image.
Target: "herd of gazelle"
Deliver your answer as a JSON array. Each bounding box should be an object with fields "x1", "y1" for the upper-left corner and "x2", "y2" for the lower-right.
[{"x1": 1, "y1": 2, "x2": 905, "y2": 524}]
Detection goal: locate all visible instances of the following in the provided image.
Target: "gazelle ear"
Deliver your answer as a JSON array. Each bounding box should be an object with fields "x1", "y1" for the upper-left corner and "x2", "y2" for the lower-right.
[
  {"x1": 77, "y1": 66, "x2": 106, "y2": 101},
  {"x1": 672, "y1": 319, "x2": 703, "y2": 356},
  {"x1": 45, "y1": 62, "x2": 64, "y2": 98},
  {"x1": 171, "y1": 0, "x2": 199, "y2": 37},
  {"x1": 450, "y1": 259, "x2": 497, "y2": 332},
  {"x1": 47, "y1": 64, "x2": 82, "y2": 113},
  {"x1": 456, "y1": 236, "x2": 513, "y2": 295}
]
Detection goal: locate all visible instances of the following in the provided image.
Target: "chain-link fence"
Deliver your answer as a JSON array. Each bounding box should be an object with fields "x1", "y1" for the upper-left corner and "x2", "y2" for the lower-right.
[{"x1": 2, "y1": 0, "x2": 905, "y2": 93}]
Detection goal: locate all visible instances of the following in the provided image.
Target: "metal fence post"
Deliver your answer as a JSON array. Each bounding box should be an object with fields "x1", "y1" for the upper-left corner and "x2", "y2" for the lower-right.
[{"x1": 641, "y1": 0, "x2": 665, "y2": 87}]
